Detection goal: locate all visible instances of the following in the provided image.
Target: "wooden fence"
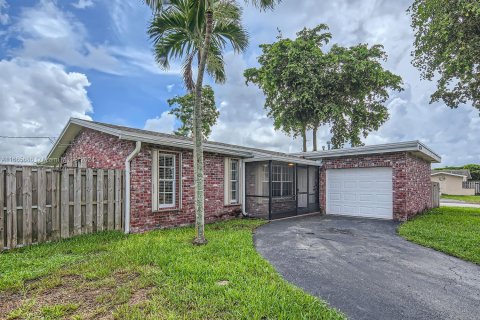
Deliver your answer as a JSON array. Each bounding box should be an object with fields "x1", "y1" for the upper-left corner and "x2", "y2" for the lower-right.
[
  {"x1": 431, "y1": 182, "x2": 440, "y2": 208},
  {"x1": 462, "y1": 181, "x2": 480, "y2": 195},
  {"x1": 1, "y1": 166, "x2": 124, "y2": 251}
]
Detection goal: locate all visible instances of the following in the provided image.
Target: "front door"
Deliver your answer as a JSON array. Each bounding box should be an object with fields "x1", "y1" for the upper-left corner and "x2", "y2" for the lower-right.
[{"x1": 297, "y1": 167, "x2": 308, "y2": 208}]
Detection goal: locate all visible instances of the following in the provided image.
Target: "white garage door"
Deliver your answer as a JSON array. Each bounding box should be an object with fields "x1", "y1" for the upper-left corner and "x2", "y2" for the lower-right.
[{"x1": 326, "y1": 167, "x2": 393, "y2": 219}]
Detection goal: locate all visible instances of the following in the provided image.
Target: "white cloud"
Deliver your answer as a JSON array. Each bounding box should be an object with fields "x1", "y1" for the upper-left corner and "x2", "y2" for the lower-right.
[
  {"x1": 166, "y1": 84, "x2": 175, "y2": 92},
  {"x1": 7, "y1": 0, "x2": 120, "y2": 74},
  {"x1": 0, "y1": 58, "x2": 93, "y2": 162},
  {"x1": 144, "y1": 112, "x2": 176, "y2": 133},
  {"x1": 72, "y1": 0, "x2": 95, "y2": 9},
  {"x1": 0, "y1": 0, "x2": 8, "y2": 25}
]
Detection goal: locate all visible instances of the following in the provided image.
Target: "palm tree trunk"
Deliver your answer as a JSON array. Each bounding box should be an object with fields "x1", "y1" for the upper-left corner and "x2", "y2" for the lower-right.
[
  {"x1": 312, "y1": 125, "x2": 318, "y2": 151},
  {"x1": 192, "y1": 3, "x2": 213, "y2": 245},
  {"x1": 301, "y1": 126, "x2": 307, "y2": 152}
]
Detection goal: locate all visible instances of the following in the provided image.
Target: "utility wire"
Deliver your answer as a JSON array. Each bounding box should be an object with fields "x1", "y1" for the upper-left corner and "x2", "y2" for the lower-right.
[{"x1": 0, "y1": 136, "x2": 57, "y2": 143}]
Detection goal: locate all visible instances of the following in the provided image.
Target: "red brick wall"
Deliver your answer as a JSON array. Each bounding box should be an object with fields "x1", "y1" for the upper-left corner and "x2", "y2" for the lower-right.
[
  {"x1": 63, "y1": 129, "x2": 241, "y2": 233},
  {"x1": 63, "y1": 129, "x2": 134, "y2": 169},
  {"x1": 130, "y1": 144, "x2": 241, "y2": 233},
  {"x1": 319, "y1": 152, "x2": 432, "y2": 221},
  {"x1": 405, "y1": 154, "x2": 433, "y2": 217}
]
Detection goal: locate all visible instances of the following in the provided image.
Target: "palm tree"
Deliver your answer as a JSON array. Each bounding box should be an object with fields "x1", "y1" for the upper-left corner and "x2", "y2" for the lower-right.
[
  {"x1": 148, "y1": 0, "x2": 280, "y2": 245},
  {"x1": 148, "y1": 0, "x2": 248, "y2": 91}
]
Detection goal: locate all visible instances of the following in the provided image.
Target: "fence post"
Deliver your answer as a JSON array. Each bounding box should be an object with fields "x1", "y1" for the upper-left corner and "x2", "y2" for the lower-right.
[
  {"x1": 86, "y1": 168, "x2": 94, "y2": 233},
  {"x1": 107, "y1": 170, "x2": 114, "y2": 230},
  {"x1": 74, "y1": 167, "x2": 82, "y2": 236},
  {"x1": 37, "y1": 168, "x2": 47, "y2": 242},
  {"x1": 97, "y1": 169, "x2": 104, "y2": 232},
  {"x1": 115, "y1": 170, "x2": 122, "y2": 230},
  {"x1": 51, "y1": 170, "x2": 60, "y2": 240},
  {"x1": 6, "y1": 166, "x2": 17, "y2": 249},
  {"x1": 23, "y1": 167, "x2": 33, "y2": 246},
  {"x1": 61, "y1": 168, "x2": 69, "y2": 238}
]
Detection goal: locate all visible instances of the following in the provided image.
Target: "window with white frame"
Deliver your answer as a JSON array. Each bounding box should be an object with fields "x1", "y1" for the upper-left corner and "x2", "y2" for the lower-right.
[
  {"x1": 225, "y1": 158, "x2": 241, "y2": 204},
  {"x1": 267, "y1": 164, "x2": 294, "y2": 197},
  {"x1": 152, "y1": 152, "x2": 176, "y2": 210},
  {"x1": 230, "y1": 159, "x2": 239, "y2": 203}
]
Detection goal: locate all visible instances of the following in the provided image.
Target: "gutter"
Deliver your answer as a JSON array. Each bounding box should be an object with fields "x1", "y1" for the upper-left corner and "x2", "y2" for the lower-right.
[{"x1": 124, "y1": 141, "x2": 142, "y2": 234}]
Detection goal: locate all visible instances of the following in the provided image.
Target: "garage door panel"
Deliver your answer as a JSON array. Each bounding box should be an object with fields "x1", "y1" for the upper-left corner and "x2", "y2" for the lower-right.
[
  {"x1": 326, "y1": 168, "x2": 393, "y2": 219},
  {"x1": 343, "y1": 181, "x2": 357, "y2": 189}
]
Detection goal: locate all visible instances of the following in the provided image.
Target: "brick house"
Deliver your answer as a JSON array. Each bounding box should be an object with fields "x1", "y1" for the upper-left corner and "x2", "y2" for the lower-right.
[{"x1": 47, "y1": 118, "x2": 441, "y2": 233}]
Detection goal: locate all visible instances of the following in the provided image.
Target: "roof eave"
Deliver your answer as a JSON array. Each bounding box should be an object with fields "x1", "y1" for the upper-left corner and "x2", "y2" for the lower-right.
[
  {"x1": 48, "y1": 118, "x2": 254, "y2": 159},
  {"x1": 298, "y1": 141, "x2": 441, "y2": 163},
  {"x1": 244, "y1": 155, "x2": 321, "y2": 166}
]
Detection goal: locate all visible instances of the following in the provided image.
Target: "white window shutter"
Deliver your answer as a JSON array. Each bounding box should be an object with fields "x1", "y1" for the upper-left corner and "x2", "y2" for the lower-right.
[{"x1": 152, "y1": 149, "x2": 159, "y2": 211}]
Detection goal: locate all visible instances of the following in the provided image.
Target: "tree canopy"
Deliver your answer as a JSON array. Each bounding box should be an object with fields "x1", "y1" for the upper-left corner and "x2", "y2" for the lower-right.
[
  {"x1": 168, "y1": 86, "x2": 219, "y2": 139},
  {"x1": 244, "y1": 24, "x2": 403, "y2": 151},
  {"x1": 409, "y1": 0, "x2": 480, "y2": 112}
]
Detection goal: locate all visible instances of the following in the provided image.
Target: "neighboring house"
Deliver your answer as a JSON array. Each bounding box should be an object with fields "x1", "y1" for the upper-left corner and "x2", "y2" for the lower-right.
[
  {"x1": 431, "y1": 170, "x2": 475, "y2": 196},
  {"x1": 47, "y1": 118, "x2": 441, "y2": 233}
]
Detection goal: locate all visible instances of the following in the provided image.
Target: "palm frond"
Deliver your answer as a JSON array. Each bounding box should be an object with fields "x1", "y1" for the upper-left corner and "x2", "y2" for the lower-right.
[{"x1": 245, "y1": 0, "x2": 281, "y2": 11}]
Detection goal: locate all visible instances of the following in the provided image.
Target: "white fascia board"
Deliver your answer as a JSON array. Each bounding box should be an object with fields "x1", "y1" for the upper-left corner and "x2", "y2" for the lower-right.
[
  {"x1": 297, "y1": 141, "x2": 441, "y2": 163},
  {"x1": 244, "y1": 155, "x2": 321, "y2": 166},
  {"x1": 119, "y1": 133, "x2": 253, "y2": 158},
  {"x1": 431, "y1": 172, "x2": 466, "y2": 178}
]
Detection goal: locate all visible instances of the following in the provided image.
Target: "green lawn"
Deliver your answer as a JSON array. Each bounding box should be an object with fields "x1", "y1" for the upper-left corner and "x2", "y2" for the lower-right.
[
  {"x1": 399, "y1": 207, "x2": 480, "y2": 264},
  {"x1": 441, "y1": 194, "x2": 480, "y2": 204},
  {"x1": 0, "y1": 219, "x2": 344, "y2": 320}
]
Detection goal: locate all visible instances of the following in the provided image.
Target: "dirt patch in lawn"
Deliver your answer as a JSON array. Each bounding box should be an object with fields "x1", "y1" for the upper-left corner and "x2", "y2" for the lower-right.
[{"x1": 0, "y1": 271, "x2": 153, "y2": 319}]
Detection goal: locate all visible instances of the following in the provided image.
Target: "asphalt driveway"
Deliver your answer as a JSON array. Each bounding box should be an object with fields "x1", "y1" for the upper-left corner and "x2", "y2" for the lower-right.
[{"x1": 254, "y1": 214, "x2": 480, "y2": 320}]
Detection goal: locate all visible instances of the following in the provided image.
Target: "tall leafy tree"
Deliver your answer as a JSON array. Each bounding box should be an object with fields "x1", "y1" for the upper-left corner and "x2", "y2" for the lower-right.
[
  {"x1": 168, "y1": 86, "x2": 219, "y2": 139},
  {"x1": 326, "y1": 44, "x2": 403, "y2": 148},
  {"x1": 409, "y1": 0, "x2": 480, "y2": 111},
  {"x1": 244, "y1": 25, "x2": 331, "y2": 152},
  {"x1": 245, "y1": 25, "x2": 403, "y2": 151},
  {"x1": 148, "y1": 0, "x2": 280, "y2": 244}
]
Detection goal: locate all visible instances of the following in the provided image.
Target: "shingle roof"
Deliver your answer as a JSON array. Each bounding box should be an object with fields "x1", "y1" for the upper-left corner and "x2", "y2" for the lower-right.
[
  {"x1": 432, "y1": 169, "x2": 472, "y2": 179},
  {"x1": 47, "y1": 118, "x2": 321, "y2": 166},
  {"x1": 88, "y1": 120, "x2": 301, "y2": 159}
]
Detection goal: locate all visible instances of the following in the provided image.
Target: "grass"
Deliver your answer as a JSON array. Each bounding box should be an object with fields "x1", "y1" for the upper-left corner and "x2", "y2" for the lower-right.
[
  {"x1": 441, "y1": 194, "x2": 480, "y2": 204},
  {"x1": 0, "y1": 219, "x2": 344, "y2": 319},
  {"x1": 399, "y1": 207, "x2": 480, "y2": 264}
]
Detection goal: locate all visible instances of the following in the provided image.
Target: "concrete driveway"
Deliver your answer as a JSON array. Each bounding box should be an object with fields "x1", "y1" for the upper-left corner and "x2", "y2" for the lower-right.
[
  {"x1": 440, "y1": 199, "x2": 480, "y2": 208},
  {"x1": 254, "y1": 214, "x2": 480, "y2": 320}
]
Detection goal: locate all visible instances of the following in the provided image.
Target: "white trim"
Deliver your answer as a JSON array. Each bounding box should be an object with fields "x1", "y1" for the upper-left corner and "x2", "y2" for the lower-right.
[
  {"x1": 244, "y1": 155, "x2": 320, "y2": 166},
  {"x1": 297, "y1": 141, "x2": 441, "y2": 163},
  {"x1": 224, "y1": 157, "x2": 241, "y2": 205},
  {"x1": 157, "y1": 153, "x2": 176, "y2": 209}
]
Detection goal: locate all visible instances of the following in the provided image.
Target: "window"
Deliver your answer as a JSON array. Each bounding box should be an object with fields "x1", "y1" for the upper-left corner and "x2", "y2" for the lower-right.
[
  {"x1": 224, "y1": 158, "x2": 241, "y2": 205},
  {"x1": 158, "y1": 154, "x2": 175, "y2": 208},
  {"x1": 230, "y1": 159, "x2": 239, "y2": 204},
  {"x1": 152, "y1": 152, "x2": 176, "y2": 210},
  {"x1": 266, "y1": 164, "x2": 294, "y2": 197}
]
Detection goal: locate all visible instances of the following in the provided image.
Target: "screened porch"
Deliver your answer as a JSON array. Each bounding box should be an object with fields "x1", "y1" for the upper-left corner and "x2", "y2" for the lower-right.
[{"x1": 244, "y1": 161, "x2": 320, "y2": 220}]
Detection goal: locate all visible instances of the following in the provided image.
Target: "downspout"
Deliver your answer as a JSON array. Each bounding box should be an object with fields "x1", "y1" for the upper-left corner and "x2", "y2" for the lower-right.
[{"x1": 124, "y1": 141, "x2": 142, "y2": 234}]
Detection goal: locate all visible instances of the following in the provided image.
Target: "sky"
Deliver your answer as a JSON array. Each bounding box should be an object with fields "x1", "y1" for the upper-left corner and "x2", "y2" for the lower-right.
[{"x1": 0, "y1": 0, "x2": 478, "y2": 167}]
